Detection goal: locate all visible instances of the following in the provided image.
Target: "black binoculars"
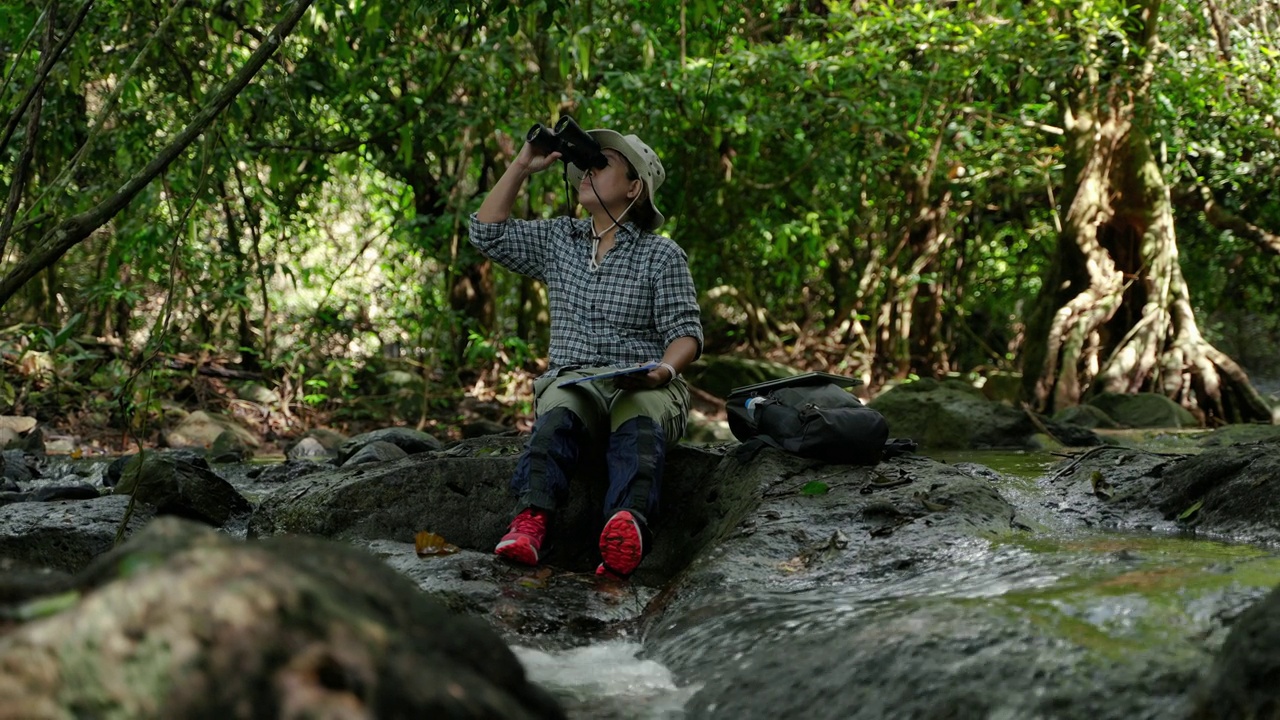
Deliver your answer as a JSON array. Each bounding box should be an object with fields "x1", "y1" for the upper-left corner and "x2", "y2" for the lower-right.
[{"x1": 526, "y1": 115, "x2": 607, "y2": 171}]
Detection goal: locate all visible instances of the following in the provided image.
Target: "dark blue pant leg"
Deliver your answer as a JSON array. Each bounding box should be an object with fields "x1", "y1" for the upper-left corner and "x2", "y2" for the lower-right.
[
  {"x1": 603, "y1": 416, "x2": 666, "y2": 523},
  {"x1": 510, "y1": 406, "x2": 586, "y2": 512}
]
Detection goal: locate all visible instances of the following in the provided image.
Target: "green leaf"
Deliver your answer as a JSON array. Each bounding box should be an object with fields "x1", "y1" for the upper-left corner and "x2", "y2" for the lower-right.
[
  {"x1": 13, "y1": 591, "x2": 81, "y2": 621},
  {"x1": 800, "y1": 481, "x2": 830, "y2": 495},
  {"x1": 1178, "y1": 499, "x2": 1204, "y2": 521},
  {"x1": 364, "y1": 4, "x2": 382, "y2": 35},
  {"x1": 50, "y1": 313, "x2": 84, "y2": 350}
]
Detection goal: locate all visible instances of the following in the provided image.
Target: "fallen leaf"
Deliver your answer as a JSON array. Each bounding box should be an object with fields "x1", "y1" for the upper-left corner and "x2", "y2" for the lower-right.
[
  {"x1": 800, "y1": 481, "x2": 830, "y2": 495},
  {"x1": 414, "y1": 531, "x2": 460, "y2": 557},
  {"x1": 779, "y1": 556, "x2": 808, "y2": 573},
  {"x1": 1178, "y1": 499, "x2": 1204, "y2": 521}
]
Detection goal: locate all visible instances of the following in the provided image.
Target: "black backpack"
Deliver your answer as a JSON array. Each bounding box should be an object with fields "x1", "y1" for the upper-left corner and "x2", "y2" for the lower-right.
[{"x1": 726, "y1": 373, "x2": 905, "y2": 465}]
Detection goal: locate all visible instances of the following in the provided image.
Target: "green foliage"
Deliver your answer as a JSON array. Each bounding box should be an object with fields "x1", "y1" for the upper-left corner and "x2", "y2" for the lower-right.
[
  {"x1": 1, "y1": 0, "x2": 1277, "y2": 432},
  {"x1": 800, "y1": 481, "x2": 830, "y2": 496}
]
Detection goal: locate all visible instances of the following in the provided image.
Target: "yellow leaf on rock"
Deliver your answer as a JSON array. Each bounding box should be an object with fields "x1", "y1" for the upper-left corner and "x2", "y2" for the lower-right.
[
  {"x1": 779, "y1": 556, "x2": 807, "y2": 573},
  {"x1": 414, "y1": 531, "x2": 459, "y2": 557}
]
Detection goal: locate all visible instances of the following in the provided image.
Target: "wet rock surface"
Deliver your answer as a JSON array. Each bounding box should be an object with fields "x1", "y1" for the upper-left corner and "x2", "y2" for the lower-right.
[
  {"x1": 1041, "y1": 440, "x2": 1280, "y2": 544},
  {"x1": 870, "y1": 378, "x2": 1102, "y2": 449},
  {"x1": 115, "y1": 452, "x2": 252, "y2": 527},
  {"x1": 1191, "y1": 582, "x2": 1280, "y2": 720},
  {"x1": 639, "y1": 439, "x2": 1280, "y2": 720},
  {"x1": 0, "y1": 495, "x2": 154, "y2": 573},
  {"x1": 250, "y1": 437, "x2": 727, "y2": 582},
  {"x1": 649, "y1": 589, "x2": 1205, "y2": 720},
  {"x1": 3, "y1": 423, "x2": 1280, "y2": 718},
  {"x1": 0, "y1": 518, "x2": 567, "y2": 720}
]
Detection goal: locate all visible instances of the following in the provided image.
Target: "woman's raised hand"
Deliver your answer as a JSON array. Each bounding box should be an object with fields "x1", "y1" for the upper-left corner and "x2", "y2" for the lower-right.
[{"x1": 517, "y1": 142, "x2": 561, "y2": 175}]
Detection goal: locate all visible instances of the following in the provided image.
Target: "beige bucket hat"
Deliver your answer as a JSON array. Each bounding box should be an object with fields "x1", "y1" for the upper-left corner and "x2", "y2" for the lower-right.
[{"x1": 566, "y1": 130, "x2": 667, "y2": 230}]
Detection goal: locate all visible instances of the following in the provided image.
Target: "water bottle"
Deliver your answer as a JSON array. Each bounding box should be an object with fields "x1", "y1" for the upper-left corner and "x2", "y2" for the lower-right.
[{"x1": 745, "y1": 396, "x2": 764, "y2": 421}]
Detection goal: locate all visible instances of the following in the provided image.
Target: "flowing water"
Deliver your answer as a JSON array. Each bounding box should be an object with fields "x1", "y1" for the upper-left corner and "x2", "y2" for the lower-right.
[{"x1": 513, "y1": 446, "x2": 1280, "y2": 719}]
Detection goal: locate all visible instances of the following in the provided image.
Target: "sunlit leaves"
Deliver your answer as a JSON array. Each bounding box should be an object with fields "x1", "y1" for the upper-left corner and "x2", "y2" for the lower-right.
[{"x1": 2, "y1": 0, "x2": 1275, "y2": 397}]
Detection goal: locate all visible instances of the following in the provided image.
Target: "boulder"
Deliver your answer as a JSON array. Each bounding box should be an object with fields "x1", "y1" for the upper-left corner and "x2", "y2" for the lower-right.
[
  {"x1": 114, "y1": 453, "x2": 251, "y2": 527},
  {"x1": 164, "y1": 410, "x2": 260, "y2": 450},
  {"x1": 640, "y1": 451, "x2": 1081, "y2": 719},
  {"x1": 1086, "y1": 392, "x2": 1199, "y2": 429},
  {"x1": 342, "y1": 440, "x2": 409, "y2": 467},
  {"x1": 1149, "y1": 440, "x2": 1280, "y2": 543},
  {"x1": 105, "y1": 449, "x2": 207, "y2": 489},
  {"x1": 336, "y1": 427, "x2": 443, "y2": 464},
  {"x1": 207, "y1": 429, "x2": 252, "y2": 463},
  {"x1": 0, "y1": 517, "x2": 566, "y2": 720},
  {"x1": 1040, "y1": 440, "x2": 1280, "y2": 544},
  {"x1": 1197, "y1": 424, "x2": 1280, "y2": 448},
  {"x1": 1053, "y1": 404, "x2": 1121, "y2": 429},
  {"x1": 30, "y1": 484, "x2": 101, "y2": 502},
  {"x1": 871, "y1": 378, "x2": 1100, "y2": 449},
  {"x1": 250, "y1": 437, "x2": 726, "y2": 584},
  {"x1": 283, "y1": 428, "x2": 347, "y2": 458},
  {"x1": 461, "y1": 419, "x2": 511, "y2": 439},
  {"x1": 1190, "y1": 583, "x2": 1280, "y2": 720},
  {"x1": 285, "y1": 436, "x2": 331, "y2": 459},
  {"x1": 682, "y1": 355, "x2": 802, "y2": 400},
  {"x1": 0, "y1": 495, "x2": 154, "y2": 574},
  {"x1": 0, "y1": 415, "x2": 37, "y2": 435},
  {"x1": 250, "y1": 459, "x2": 328, "y2": 484},
  {"x1": 1, "y1": 449, "x2": 40, "y2": 484},
  {"x1": 977, "y1": 370, "x2": 1023, "y2": 404}
]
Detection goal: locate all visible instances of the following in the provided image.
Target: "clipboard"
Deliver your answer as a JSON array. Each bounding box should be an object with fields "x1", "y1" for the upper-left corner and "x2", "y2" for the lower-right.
[
  {"x1": 728, "y1": 371, "x2": 863, "y2": 398},
  {"x1": 557, "y1": 362, "x2": 661, "y2": 387}
]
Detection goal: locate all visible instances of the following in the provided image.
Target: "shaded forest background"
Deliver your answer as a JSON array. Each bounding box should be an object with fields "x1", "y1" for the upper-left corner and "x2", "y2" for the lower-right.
[{"x1": 1, "y1": 0, "x2": 1278, "y2": 448}]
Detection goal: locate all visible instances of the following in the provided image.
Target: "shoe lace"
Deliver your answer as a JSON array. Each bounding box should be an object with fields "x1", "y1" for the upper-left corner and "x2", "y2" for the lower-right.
[{"x1": 510, "y1": 510, "x2": 546, "y2": 536}]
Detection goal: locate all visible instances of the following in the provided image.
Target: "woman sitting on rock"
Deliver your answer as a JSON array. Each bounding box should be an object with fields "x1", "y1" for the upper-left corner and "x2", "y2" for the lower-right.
[{"x1": 468, "y1": 120, "x2": 702, "y2": 579}]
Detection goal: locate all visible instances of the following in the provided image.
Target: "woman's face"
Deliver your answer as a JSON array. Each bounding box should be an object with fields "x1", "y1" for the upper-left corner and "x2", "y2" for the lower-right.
[{"x1": 579, "y1": 148, "x2": 642, "y2": 212}]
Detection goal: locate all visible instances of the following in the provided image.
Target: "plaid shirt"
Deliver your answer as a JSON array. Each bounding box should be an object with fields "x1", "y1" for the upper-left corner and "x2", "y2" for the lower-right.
[{"x1": 469, "y1": 213, "x2": 703, "y2": 375}]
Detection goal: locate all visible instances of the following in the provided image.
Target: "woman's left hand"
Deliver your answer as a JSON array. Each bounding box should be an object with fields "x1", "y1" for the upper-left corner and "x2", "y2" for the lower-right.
[{"x1": 613, "y1": 364, "x2": 672, "y2": 391}]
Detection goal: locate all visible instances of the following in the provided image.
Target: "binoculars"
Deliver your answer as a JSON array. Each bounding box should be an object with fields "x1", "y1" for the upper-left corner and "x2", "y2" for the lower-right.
[{"x1": 526, "y1": 115, "x2": 607, "y2": 171}]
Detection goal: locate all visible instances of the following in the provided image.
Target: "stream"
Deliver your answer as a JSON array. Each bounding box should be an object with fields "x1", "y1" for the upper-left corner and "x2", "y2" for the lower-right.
[
  {"x1": 501, "y1": 446, "x2": 1280, "y2": 719},
  {"x1": 23, "y1": 436, "x2": 1276, "y2": 718}
]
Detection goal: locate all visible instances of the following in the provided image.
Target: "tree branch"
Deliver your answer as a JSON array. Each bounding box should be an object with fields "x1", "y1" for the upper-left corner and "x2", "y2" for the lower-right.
[
  {"x1": 0, "y1": 2, "x2": 51, "y2": 107},
  {"x1": 1203, "y1": 0, "x2": 1234, "y2": 61},
  {"x1": 0, "y1": 0, "x2": 94, "y2": 156},
  {"x1": 1180, "y1": 185, "x2": 1280, "y2": 255},
  {"x1": 0, "y1": 0, "x2": 56, "y2": 260},
  {"x1": 0, "y1": 0, "x2": 317, "y2": 310},
  {"x1": 28, "y1": 0, "x2": 193, "y2": 223}
]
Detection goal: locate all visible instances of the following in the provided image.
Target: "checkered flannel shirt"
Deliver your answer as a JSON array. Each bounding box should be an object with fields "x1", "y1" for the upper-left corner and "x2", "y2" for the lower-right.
[{"x1": 469, "y1": 213, "x2": 703, "y2": 376}]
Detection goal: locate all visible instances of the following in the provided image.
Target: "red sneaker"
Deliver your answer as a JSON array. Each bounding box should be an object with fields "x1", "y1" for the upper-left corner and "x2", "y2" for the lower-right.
[
  {"x1": 596, "y1": 510, "x2": 645, "y2": 578},
  {"x1": 494, "y1": 509, "x2": 548, "y2": 566}
]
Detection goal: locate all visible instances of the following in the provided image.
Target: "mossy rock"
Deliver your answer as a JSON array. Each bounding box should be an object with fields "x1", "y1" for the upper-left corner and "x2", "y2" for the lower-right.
[
  {"x1": 1087, "y1": 392, "x2": 1199, "y2": 429},
  {"x1": 682, "y1": 356, "x2": 805, "y2": 399},
  {"x1": 1053, "y1": 404, "x2": 1121, "y2": 429}
]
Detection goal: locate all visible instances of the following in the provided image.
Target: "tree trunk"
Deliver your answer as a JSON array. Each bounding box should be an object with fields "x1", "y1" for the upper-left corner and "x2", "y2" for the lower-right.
[
  {"x1": 880, "y1": 127, "x2": 955, "y2": 380},
  {"x1": 1023, "y1": 0, "x2": 1271, "y2": 425},
  {"x1": 219, "y1": 182, "x2": 260, "y2": 372},
  {"x1": 905, "y1": 199, "x2": 953, "y2": 377}
]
